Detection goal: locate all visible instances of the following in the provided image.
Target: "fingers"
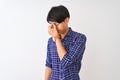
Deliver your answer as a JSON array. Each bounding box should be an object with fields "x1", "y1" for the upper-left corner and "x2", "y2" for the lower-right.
[
  {"x1": 48, "y1": 24, "x2": 52, "y2": 35},
  {"x1": 52, "y1": 24, "x2": 57, "y2": 30},
  {"x1": 48, "y1": 23, "x2": 58, "y2": 37},
  {"x1": 48, "y1": 24, "x2": 56, "y2": 35},
  {"x1": 48, "y1": 24, "x2": 56, "y2": 30}
]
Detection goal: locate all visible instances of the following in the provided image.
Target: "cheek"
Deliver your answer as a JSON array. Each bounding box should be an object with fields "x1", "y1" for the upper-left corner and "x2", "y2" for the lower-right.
[
  {"x1": 57, "y1": 25, "x2": 64, "y2": 31},
  {"x1": 57, "y1": 27, "x2": 65, "y2": 34},
  {"x1": 56, "y1": 25, "x2": 61, "y2": 30},
  {"x1": 58, "y1": 24, "x2": 64, "y2": 29}
]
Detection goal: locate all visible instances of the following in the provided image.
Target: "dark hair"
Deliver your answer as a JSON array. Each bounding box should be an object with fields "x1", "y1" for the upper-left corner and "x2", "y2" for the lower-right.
[{"x1": 47, "y1": 5, "x2": 70, "y2": 23}]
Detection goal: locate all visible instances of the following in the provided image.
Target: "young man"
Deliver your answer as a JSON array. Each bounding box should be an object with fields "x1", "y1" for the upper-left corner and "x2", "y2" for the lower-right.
[{"x1": 45, "y1": 5, "x2": 87, "y2": 80}]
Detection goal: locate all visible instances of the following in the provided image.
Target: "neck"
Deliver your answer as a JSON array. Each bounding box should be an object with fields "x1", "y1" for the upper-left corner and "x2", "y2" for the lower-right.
[{"x1": 60, "y1": 27, "x2": 69, "y2": 39}]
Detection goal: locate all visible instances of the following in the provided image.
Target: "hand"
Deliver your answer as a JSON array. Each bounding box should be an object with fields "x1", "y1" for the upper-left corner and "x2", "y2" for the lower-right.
[{"x1": 48, "y1": 24, "x2": 60, "y2": 41}]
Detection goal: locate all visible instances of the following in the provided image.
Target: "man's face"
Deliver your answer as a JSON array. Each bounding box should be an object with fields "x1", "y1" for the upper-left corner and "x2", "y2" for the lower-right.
[
  {"x1": 49, "y1": 21, "x2": 67, "y2": 34},
  {"x1": 49, "y1": 18, "x2": 69, "y2": 34}
]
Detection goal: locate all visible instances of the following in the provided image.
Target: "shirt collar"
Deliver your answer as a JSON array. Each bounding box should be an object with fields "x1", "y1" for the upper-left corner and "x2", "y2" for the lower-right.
[{"x1": 61, "y1": 27, "x2": 72, "y2": 41}]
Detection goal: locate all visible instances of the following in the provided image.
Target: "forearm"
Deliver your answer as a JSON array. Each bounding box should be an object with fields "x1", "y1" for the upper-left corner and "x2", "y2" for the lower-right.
[
  {"x1": 55, "y1": 38, "x2": 67, "y2": 60},
  {"x1": 48, "y1": 24, "x2": 67, "y2": 60},
  {"x1": 45, "y1": 67, "x2": 52, "y2": 80}
]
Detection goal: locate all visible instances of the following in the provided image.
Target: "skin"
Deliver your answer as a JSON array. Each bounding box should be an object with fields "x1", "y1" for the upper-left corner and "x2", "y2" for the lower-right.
[{"x1": 45, "y1": 17, "x2": 70, "y2": 80}]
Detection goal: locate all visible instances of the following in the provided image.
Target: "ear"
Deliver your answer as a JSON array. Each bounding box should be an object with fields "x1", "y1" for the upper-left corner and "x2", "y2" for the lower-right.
[{"x1": 64, "y1": 17, "x2": 69, "y2": 23}]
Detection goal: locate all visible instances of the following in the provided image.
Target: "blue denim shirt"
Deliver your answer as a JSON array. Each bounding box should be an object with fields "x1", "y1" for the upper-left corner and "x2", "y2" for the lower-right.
[{"x1": 46, "y1": 27, "x2": 87, "y2": 80}]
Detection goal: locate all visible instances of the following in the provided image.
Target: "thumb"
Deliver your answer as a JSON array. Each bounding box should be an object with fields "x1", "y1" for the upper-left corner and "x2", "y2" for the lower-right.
[{"x1": 52, "y1": 24, "x2": 57, "y2": 30}]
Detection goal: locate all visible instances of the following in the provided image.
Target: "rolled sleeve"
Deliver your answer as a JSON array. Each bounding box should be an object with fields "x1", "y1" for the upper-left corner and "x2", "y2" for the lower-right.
[
  {"x1": 45, "y1": 39, "x2": 52, "y2": 68},
  {"x1": 61, "y1": 34, "x2": 86, "y2": 68}
]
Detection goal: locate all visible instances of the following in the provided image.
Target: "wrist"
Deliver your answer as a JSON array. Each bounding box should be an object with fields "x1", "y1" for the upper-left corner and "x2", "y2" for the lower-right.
[
  {"x1": 54, "y1": 36, "x2": 60, "y2": 42},
  {"x1": 54, "y1": 34, "x2": 60, "y2": 40}
]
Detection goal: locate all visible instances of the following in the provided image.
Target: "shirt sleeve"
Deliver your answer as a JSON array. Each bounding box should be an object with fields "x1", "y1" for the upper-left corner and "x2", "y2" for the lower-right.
[
  {"x1": 45, "y1": 39, "x2": 52, "y2": 68},
  {"x1": 60, "y1": 34, "x2": 87, "y2": 68}
]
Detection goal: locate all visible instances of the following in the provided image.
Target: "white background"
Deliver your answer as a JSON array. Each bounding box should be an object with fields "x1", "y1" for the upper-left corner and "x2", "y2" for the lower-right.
[{"x1": 0, "y1": 0, "x2": 120, "y2": 80}]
